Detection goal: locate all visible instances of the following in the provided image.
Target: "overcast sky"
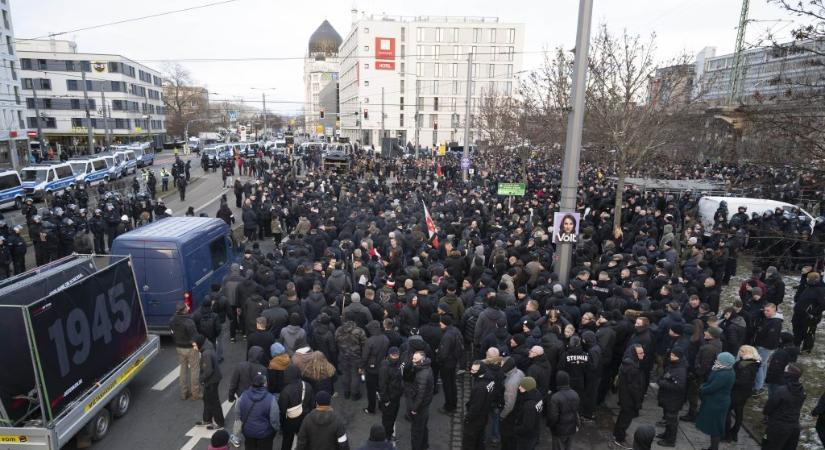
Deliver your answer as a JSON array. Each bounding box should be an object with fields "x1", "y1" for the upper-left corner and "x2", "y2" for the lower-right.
[{"x1": 11, "y1": 0, "x2": 807, "y2": 115}]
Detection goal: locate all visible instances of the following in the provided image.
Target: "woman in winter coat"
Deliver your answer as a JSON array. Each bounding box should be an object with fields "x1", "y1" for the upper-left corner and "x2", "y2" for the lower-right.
[
  {"x1": 300, "y1": 351, "x2": 337, "y2": 397},
  {"x1": 724, "y1": 345, "x2": 760, "y2": 443},
  {"x1": 695, "y1": 352, "x2": 736, "y2": 450}
]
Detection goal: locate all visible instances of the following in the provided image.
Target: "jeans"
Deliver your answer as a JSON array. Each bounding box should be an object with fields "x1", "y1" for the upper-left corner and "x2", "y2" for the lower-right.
[
  {"x1": 176, "y1": 347, "x2": 201, "y2": 398},
  {"x1": 755, "y1": 347, "x2": 774, "y2": 391},
  {"x1": 202, "y1": 382, "x2": 224, "y2": 427},
  {"x1": 487, "y1": 408, "x2": 501, "y2": 441}
]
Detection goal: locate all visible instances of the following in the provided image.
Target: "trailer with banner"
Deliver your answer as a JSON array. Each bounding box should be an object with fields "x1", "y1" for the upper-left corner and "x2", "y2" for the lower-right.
[{"x1": 0, "y1": 255, "x2": 159, "y2": 448}]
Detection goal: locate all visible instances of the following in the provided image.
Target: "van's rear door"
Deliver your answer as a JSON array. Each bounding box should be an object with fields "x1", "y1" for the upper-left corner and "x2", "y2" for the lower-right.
[{"x1": 141, "y1": 243, "x2": 184, "y2": 329}]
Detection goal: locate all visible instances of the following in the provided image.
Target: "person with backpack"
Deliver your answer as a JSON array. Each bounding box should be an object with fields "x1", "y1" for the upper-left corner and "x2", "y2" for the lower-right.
[
  {"x1": 194, "y1": 335, "x2": 224, "y2": 430},
  {"x1": 227, "y1": 346, "x2": 267, "y2": 448},
  {"x1": 193, "y1": 297, "x2": 221, "y2": 354},
  {"x1": 238, "y1": 374, "x2": 280, "y2": 450},
  {"x1": 221, "y1": 264, "x2": 246, "y2": 343}
]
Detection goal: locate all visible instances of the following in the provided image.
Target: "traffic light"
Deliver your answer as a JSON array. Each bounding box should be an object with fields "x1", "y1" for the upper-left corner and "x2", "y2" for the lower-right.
[
  {"x1": 363, "y1": 109, "x2": 369, "y2": 119},
  {"x1": 320, "y1": 109, "x2": 325, "y2": 119},
  {"x1": 433, "y1": 121, "x2": 438, "y2": 130}
]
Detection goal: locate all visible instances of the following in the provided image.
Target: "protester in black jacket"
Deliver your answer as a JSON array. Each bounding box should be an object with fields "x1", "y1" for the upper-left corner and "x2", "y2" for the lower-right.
[
  {"x1": 194, "y1": 335, "x2": 224, "y2": 429},
  {"x1": 580, "y1": 330, "x2": 602, "y2": 421},
  {"x1": 764, "y1": 332, "x2": 799, "y2": 395},
  {"x1": 547, "y1": 370, "x2": 580, "y2": 450},
  {"x1": 812, "y1": 389, "x2": 825, "y2": 448},
  {"x1": 762, "y1": 363, "x2": 806, "y2": 450},
  {"x1": 437, "y1": 316, "x2": 464, "y2": 413},
  {"x1": 724, "y1": 345, "x2": 760, "y2": 443},
  {"x1": 363, "y1": 320, "x2": 390, "y2": 414},
  {"x1": 379, "y1": 348, "x2": 404, "y2": 442},
  {"x1": 656, "y1": 349, "x2": 687, "y2": 447},
  {"x1": 613, "y1": 345, "x2": 645, "y2": 446},
  {"x1": 720, "y1": 308, "x2": 747, "y2": 356},
  {"x1": 559, "y1": 336, "x2": 589, "y2": 399},
  {"x1": 462, "y1": 361, "x2": 495, "y2": 450},
  {"x1": 405, "y1": 351, "x2": 434, "y2": 450},
  {"x1": 169, "y1": 302, "x2": 201, "y2": 400},
  {"x1": 513, "y1": 377, "x2": 543, "y2": 450},
  {"x1": 279, "y1": 365, "x2": 315, "y2": 450}
]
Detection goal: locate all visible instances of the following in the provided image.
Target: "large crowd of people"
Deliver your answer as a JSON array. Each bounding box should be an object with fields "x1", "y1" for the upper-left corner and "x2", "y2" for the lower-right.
[{"x1": 4, "y1": 143, "x2": 825, "y2": 450}]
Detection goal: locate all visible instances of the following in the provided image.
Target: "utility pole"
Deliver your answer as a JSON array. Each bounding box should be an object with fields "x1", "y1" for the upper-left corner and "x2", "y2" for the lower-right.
[
  {"x1": 414, "y1": 79, "x2": 420, "y2": 159},
  {"x1": 462, "y1": 52, "x2": 473, "y2": 182},
  {"x1": 380, "y1": 87, "x2": 385, "y2": 153},
  {"x1": 81, "y1": 71, "x2": 95, "y2": 154},
  {"x1": 100, "y1": 90, "x2": 111, "y2": 148},
  {"x1": 31, "y1": 86, "x2": 46, "y2": 156},
  {"x1": 555, "y1": 0, "x2": 594, "y2": 284}
]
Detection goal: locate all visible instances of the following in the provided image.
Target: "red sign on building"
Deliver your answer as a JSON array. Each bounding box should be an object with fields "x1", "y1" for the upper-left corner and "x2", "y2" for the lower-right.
[
  {"x1": 27, "y1": 131, "x2": 38, "y2": 138},
  {"x1": 375, "y1": 37, "x2": 396, "y2": 70}
]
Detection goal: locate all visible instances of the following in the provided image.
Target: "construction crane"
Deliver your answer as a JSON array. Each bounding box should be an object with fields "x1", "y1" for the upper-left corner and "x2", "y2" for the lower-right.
[{"x1": 727, "y1": 0, "x2": 750, "y2": 105}]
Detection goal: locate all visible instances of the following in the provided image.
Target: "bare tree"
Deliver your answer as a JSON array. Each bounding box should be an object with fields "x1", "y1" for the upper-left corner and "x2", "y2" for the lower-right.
[
  {"x1": 161, "y1": 63, "x2": 210, "y2": 139},
  {"x1": 476, "y1": 88, "x2": 521, "y2": 155},
  {"x1": 519, "y1": 47, "x2": 576, "y2": 151},
  {"x1": 585, "y1": 25, "x2": 698, "y2": 229}
]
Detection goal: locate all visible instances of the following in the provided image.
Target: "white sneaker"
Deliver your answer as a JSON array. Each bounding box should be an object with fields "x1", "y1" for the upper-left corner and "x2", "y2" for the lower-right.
[{"x1": 229, "y1": 436, "x2": 241, "y2": 448}]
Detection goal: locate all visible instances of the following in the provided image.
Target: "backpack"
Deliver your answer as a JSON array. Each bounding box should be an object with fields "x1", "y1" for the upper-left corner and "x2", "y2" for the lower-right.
[{"x1": 198, "y1": 312, "x2": 220, "y2": 340}]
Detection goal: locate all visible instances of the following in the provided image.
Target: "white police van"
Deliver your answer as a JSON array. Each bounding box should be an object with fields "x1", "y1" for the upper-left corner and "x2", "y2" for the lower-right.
[
  {"x1": 20, "y1": 162, "x2": 76, "y2": 201},
  {"x1": 0, "y1": 170, "x2": 24, "y2": 209},
  {"x1": 69, "y1": 156, "x2": 110, "y2": 187},
  {"x1": 128, "y1": 142, "x2": 155, "y2": 167}
]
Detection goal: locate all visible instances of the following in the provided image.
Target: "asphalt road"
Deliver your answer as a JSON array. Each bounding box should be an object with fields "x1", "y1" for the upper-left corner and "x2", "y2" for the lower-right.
[{"x1": 47, "y1": 155, "x2": 454, "y2": 450}]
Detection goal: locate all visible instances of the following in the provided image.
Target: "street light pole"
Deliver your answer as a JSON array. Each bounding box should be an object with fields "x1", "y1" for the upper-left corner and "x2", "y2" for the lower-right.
[
  {"x1": 462, "y1": 52, "x2": 473, "y2": 182},
  {"x1": 81, "y1": 71, "x2": 95, "y2": 154},
  {"x1": 555, "y1": 0, "x2": 594, "y2": 284}
]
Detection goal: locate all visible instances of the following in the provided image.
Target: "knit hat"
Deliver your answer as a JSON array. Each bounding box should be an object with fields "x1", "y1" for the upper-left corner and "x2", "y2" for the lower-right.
[
  {"x1": 707, "y1": 327, "x2": 722, "y2": 339},
  {"x1": 785, "y1": 363, "x2": 803, "y2": 377},
  {"x1": 270, "y1": 342, "x2": 286, "y2": 357},
  {"x1": 193, "y1": 334, "x2": 206, "y2": 349},
  {"x1": 388, "y1": 346, "x2": 400, "y2": 355},
  {"x1": 252, "y1": 374, "x2": 267, "y2": 387},
  {"x1": 512, "y1": 333, "x2": 526, "y2": 346},
  {"x1": 751, "y1": 287, "x2": 763, "y2": 296},
  {"x1": 556, "y1": 370, "x2": 570, "y2": 388},
  {"x1": 716, "y1": 352, "x2": 735, "y2": 368},
  {"x1": 369, "y1": 424, "x2": 387, "y2": 442},
  {"x1": 210, "y1": 429, "x2": 230, "y2": 447},
  {"x1": 780, "y1": 331, "x2": 795, "y2": 344},
  {"x1": 519, "y1": 376, "x2": 537, "y2": 392},
  {"x1": 670, "y1": 348, "x2": 684, "y2": 360},
  {"x1": 315, "y1": 390, "x2": 332, "y2": 406}
]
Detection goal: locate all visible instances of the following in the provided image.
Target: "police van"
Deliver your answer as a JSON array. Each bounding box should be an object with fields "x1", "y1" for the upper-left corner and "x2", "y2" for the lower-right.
[
  {"x1": 19, "y1": 162, "x2": 76, "y2": 200},
  {"x1": 98, "y1": 154, "x2": 121, "y2": 181},
  {"x1": 0, "y1": 170, "x2": 24, "y2": 209},
  {"x1": 69, "y1": 156, "x2": 110, "y2": 187},
  {"x1": 104, "y1": 149, "x2": 136, "y2": 178},
  {"x1": 128, "y1": 142, "x2": 155, "y2": 167}
]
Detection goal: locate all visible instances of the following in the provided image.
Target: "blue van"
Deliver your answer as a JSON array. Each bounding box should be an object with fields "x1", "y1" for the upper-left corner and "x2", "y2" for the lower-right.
[
  {"x1": 19, "y1": 162, "x2": 76, "y2": 201},
  {"x1": 110, "y1": 217, "x2": 234, "y2": 332},
  {"x1": 0, "y1": 170, "x2": 24, "y2": 210}
]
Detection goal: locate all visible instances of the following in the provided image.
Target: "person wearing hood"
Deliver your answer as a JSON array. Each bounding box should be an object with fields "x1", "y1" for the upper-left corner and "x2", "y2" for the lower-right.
[
  {"x1": 512, "y1": 376, "x2": 543, "y2": 450},
  {"x1": 296, "y1": 391, "x2": 349, "y2": 450},
  {"x1": 300, "y1": 351, "x2": 337, "y2": 400},
  {"x1": 695, "y1": 352, "x2": 736, "y2": 450},
  {"x1": 379, "y1": 347, "x2": 404, "y2": 443},
  {"x1": 631, "y1": 424, "x2": 655, "y2": 450},
  {"x1": 347, "y1": 292, "x2": 373, "y2": 329},
  {"x1": 439, "y1": 281, "x2": 465, "y2": 325},
  {"x1": 764, "y1": 332, "x2": 799, "y2": 396},
  {"x1": 262, "y1": 296, "x2": 289, "y2": 338},
  {"x1": 724, "y1": 345, "x2": 760, "y2": 443},
  {"x1": 194, "y1": 334, "x2": 224, "y2": 430},
  {"x1": 462, "y1": 361, "x2": 495, "y2": 450},
  {"x1": 763, "y1": 266, "x2": 785, "y2": 306},
  {"x1": 279, "y1": 365, "x2": 315, "y2": 450},
  {"x1": 404, "y1": 350, "x2": 434, "y2": 450},
  {"x1": 357, "y1": 424, "x2": 395, "y2": 450},
  {"x1": 238, "y1": 374, "x2": 280, "y2": 450},
  {"x1": 559, "y1": 336, "x2": 589, "y2": 400},
  {"x1": 311, "y1": 312, "x2": 338, "y2": 366},
  {"x1": 499, "y1": 356, "x2": 524, "y2": 450},
  {"x1": 280, "y1": 313, "x2": 308, "y2": 355},
  {"x1": 267, "y1": 343, "x2": 291, "y2": 397},
  {"x1": 546, "y1": 370, "x2": 580, "y2": 450},
  {"x1": 612, "y1": 344, "x2": 645, "y2": 448},
  {"x1": 655, "y1": 348, "x2": 687, "y2": 447},
  {"x1": 762, "y1": 363, "x2": 805, "y2": 450},
  {"x1": 363, "y1": 319, "x2": 390, "y2": 414},
  {"x1": 335, "y1": 315, "x2": 367, "y2": 400},
  {"x1": 399, "y1": 295, "x2": 421, "y2": 337},
  {"x1": 792, "y1": 271, "x2": 825, "y2": 353},
  {"x1": 580, "y1": 331, "x2": 601, "y2": 422},
  {"x1": 227, "y1": 346, "x2": 267, "y2": 447}
]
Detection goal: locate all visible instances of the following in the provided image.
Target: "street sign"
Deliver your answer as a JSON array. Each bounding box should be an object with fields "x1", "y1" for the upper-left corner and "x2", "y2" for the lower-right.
[
  {"x1": 438, "y1": 144, "x2": 446, "y2": 156},
  {"x1": 461, "y1": 157, "x2": 471, "y2": 170},
  {"x1": 27, "y1": 131, "x2": 38, "y2": 138},
  {"x1": 228, "y1": 111, "x2": 237, "y2": 121},
  {"x1": 497, "y1": 182, "x2": 526, "y2": 196}
]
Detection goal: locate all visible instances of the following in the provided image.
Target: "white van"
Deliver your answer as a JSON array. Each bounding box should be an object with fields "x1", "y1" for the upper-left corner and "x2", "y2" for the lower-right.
[
  {"x1": 69, "y1": 156, "x2": 110, "y2": 187},
  {"x1": 697, "y1": 196, "x2": 815, "y2": 234},
  {"x1": 0, "y1": 170, "x2": 24, "y2": 209},
  {"x1": 19, "y1": 163, "x2": 76, "y2": 200}
]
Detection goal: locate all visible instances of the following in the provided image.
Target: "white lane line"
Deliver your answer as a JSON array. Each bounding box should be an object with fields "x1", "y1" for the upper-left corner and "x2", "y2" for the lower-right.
[
  {"x1": 151, "y1": 365, "x2": 180, "y2": 391},
  {"x1": 194, "y1": 188, "x2": 230, "y2": 213},
  {"x1": 179, "y1": 400, "x2": 233, "y2": 450}
]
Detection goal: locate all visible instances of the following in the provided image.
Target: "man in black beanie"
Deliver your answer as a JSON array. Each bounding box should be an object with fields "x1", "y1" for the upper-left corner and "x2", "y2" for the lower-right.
[{"x1": 656, "y1": 348, "x2": 687, "y2": 447}]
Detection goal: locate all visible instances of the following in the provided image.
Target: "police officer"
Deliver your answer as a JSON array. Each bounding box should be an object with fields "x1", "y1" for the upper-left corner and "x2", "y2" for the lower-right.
[
  {"x1": 8, "y1": 225, "x2": 26, "y2": 274},
  {"x1": 0, "y1": 236, "x2": 10, "y2": 279},
  {"x1": 132, "y1": 177, "x2": 140, "y2": 195},
  {"x1": 147, "y1": 170, "x2": 157, "y2": 199},
  {"x1": 161, "y1": 168, "x2": 170, "y2": 192},
  {"x1": 89, "y1": 209, "x2": 106, "y2": 254},
  {"x1": 59, "y1": 218, "x2": 76, "y2": 256}
]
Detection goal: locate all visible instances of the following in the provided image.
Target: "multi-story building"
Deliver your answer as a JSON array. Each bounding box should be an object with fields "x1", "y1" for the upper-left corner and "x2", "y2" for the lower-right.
[
  {"x1": 16, "y1": 39, "x2": 166, "y2": 155},
  {"x1": 694, "y1": 40, "x2": 825, "y2": 104},
  {"x1": 338, "y1": 11, "x2": 525, "y2": 148},
  {"x1": 0, "y1": 0, "x2": 28, "y2": 169},
  {"x1": 304, "y1": 20, "x2": 341, "y2": 136},
  {"x1": 318, "y1": 81, "x2": 339, "y2": 137}
]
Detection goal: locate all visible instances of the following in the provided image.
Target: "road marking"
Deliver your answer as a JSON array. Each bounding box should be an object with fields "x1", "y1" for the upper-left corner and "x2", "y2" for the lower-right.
[
  {"x1": 151, "y1": 365, "x2": 180, "y2": 391},
  {"x1": 194, "y1": 188, "x2": 230, "y2": 213},
  {"x1": 179, "y1": 400, "x2": 233, "y2": 450}
]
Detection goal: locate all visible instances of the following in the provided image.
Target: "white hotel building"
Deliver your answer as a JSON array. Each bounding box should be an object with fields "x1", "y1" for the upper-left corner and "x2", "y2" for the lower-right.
[{"x1": 338, "y1": 12, "x2": 525, "y2": 148}]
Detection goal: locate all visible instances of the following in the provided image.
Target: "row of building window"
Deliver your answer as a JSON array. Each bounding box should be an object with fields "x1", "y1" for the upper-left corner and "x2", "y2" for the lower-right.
[
  {"x1": 23, "y1": 78, "x2": 162, "y2": 100},
  {"x1": 20, "y1": 58, "x2": 163, "y2": 86},
  {"x1": 27, "y1": 116, "x2": 164, "y2": 130},
  {"x1": 412, "y1": 27, "x2": 516, "y2": 44}
]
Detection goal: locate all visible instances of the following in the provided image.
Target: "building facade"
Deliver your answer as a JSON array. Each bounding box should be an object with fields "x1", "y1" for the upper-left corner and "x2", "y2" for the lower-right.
[
  {"x1": 695, "y1": 40, "x2": 825, "y2": 104},
  {"x1": 16, "y1": 39, "x2": 166, "y2": 156},
  {"x1": 338, "y1": 12, "x2": 525, "y2": 148},
  {"x1": 304, "y1": 20, "x2": 341, "y2": 136},
  {"x1": 0, "y1": 0, "x2": 28, "y2": 169},
  {"x1": 318, "y1": 81, "x2": 339, "y2": 138}
]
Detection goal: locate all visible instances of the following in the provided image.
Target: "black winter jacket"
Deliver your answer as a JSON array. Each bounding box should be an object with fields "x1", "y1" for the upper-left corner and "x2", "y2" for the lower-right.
[
  {"x1": 765, "y1": 343, "x2": 799, "y2": 385},
  {"x1": 513, "y1": 388, "x2": 543, "y2": 438},
  {"x1": 763, "y1": 374, "x2": 806, "y2": 428},
  {"x1": 378, "y1": 357, "x2": 404, "y2": 401},
  {"x1": 169, "y1": 314, "x2": 198, "y2": 348},
  {"x1": 437, "y1": 325, "x2": 464, "y2": 368},
  {"x1": 657, "y1": 359, "x2": 687, "y2": 411},
  {"x1": 228, "y1": 346, "x2": 267, "y2": 401},
  {"x1": 546, "y1": 378, "x2": 580, "y2": 435},
  {"x1": 464, "y1": 371, "x2": 495, "y2": 423},
  {"x1": 363, "y1": 321, "x2": 390, "y2": 373},
  {"x1": 404, "y1": 358, "x2": 434, "y2": 413}
]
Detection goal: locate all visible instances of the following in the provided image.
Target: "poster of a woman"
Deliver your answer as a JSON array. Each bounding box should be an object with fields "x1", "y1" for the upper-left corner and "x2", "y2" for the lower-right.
[{"x1": 553, "y1": 212, "x2": 580, "y2": 243}]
